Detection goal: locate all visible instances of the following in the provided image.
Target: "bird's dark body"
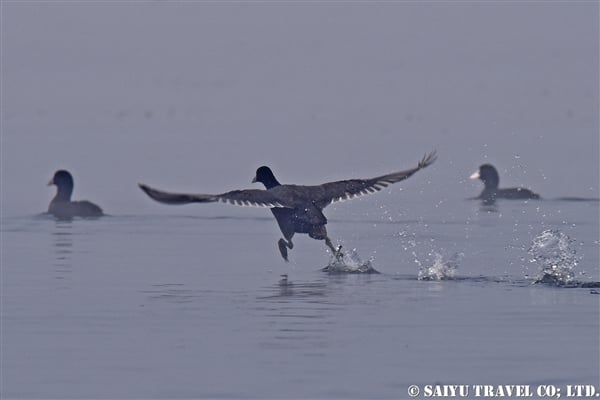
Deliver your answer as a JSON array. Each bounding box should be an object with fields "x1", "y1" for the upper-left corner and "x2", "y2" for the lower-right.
[
  {"x1": 48, "y1": 200, "x2": 103, "y2": 219},
  {"x1": 272, "y1": 208, "x2": 317, "y2": 234},
  {"x1": 139, "y1": 151, "x2": 436, "y2": 260},
  {"x1": 268, "y1": 184, "x2": 328, "y2": 233},
  {"x1": 271, "y1": 204, "x2": 328, "y2": 236},
  {"x1": 480, "y1": 187, "x2": 540, "y2": 202}
]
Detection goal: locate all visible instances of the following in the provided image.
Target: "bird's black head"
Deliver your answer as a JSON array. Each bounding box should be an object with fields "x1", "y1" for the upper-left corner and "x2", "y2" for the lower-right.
[
  {"x1": 470, "y1": 164, "x2": 499, "y2": 190},
  {"x1": 252, "y1": 166, "x2": 281, "y2": 189},
  {"x1": 49, "y1": 170, "x2": 74, "y2": 200}
]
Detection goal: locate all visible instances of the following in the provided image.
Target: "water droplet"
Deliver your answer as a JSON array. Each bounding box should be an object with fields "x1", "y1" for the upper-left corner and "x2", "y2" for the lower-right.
[{"x1": 528, "y1": 229, "x2": 580, "y2": 285}]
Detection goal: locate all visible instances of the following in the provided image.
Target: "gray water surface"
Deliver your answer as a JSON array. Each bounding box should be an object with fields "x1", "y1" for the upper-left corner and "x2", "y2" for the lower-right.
[{"x1": 2, "y1": 198, "x2": 598, "y2": 398}]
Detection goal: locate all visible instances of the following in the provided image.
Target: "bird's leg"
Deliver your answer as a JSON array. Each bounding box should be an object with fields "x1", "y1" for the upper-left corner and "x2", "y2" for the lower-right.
[
  {"x1": 325, "y1": 237, "x2": 343, "y2": 260},
  {"x1": 309, "y1": 226, "x2": 343, "y2": 260},
  {"x1": 278, "y1": 238, "x2": 293, "y2": 262}
]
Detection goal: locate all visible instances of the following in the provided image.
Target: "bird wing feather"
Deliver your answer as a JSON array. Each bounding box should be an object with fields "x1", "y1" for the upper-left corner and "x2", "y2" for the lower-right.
[
  {"x1": 313, "y1": 151, "x2": 437, "y2": 208},
  {"x1": 138, "y1": 183, "x2": 289, "y2": 208}
]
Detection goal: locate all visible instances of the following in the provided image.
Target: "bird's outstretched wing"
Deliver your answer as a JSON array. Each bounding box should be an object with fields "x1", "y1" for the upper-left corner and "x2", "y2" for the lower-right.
[
  {"x1": 138, "y1": 184, "x2": 289, "y2": 208},
  {"x1": 313, "y1": 151, "x2": 437, "y2": 208}
]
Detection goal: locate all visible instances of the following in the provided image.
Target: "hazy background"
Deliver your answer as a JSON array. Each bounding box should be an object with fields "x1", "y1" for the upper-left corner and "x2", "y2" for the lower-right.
[
  {"x1": 2, "y1": 3, "x2": 599, "y2": 398},
  {"x1": 2, "y1": 2, "x2": 598, "y2": 216}
]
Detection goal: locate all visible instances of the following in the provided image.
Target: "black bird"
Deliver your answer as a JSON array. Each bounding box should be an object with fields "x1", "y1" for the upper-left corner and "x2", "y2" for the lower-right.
[
  {"x1": 48, "y1": 170, "x2": 103, "y2": 219},
  {"x1": 469, "y1": 164, "x2": 540, "y2": 203},
  {"x1": 139, "y1": 151, "x2": 436, "y2": 261}
]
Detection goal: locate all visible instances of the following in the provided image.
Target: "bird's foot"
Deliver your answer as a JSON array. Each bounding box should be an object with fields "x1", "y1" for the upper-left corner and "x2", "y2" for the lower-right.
[
  {"x1": 334, "y1": 245, "x2": 344, "y2": 261},
  {"x1": 278, "y1": 239, "x2": 289, "y2": 262}
]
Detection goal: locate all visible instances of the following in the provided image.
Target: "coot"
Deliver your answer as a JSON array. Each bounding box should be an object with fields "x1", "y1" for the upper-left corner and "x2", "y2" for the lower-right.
[
  {"x1": 139, "y1": 151, "x2": 436, "y2": 260},
  {"x1": 48, "y1": 170, "x2": 103, "y2": 219},
  {"x1": 470, "y1": 164, "x2": 540, "y2": 203}
]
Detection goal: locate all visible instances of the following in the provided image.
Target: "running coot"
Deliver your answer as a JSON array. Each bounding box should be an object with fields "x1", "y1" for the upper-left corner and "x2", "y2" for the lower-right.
[{"x1": 139, "y1": 151, "x2": 437, "y2": 261}]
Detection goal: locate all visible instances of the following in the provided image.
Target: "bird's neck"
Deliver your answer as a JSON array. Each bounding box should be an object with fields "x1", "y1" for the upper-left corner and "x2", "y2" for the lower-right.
[
  {"x1": 262, "y1": 178, "x2": 281, "y2": 190},
  {"x1": 483, "y1": 178, "x2": 499, "y2": 191},
  {"x1": 53, "y1": 187, "x2": 73, "y2": 202}
]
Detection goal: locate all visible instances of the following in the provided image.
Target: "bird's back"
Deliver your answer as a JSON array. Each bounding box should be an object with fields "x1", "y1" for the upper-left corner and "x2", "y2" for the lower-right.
[
  {"x1": 497, "y1": 187, "x2": 540, "y2": 200},
  {"x1": 49, "y1": 199, "x2": 104, "y2": 219}
]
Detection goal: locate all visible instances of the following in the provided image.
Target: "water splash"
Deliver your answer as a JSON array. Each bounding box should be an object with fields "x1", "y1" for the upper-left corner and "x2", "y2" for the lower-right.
[
  {"x1": 416, "y1": 252, "x2": 462, "y2": 281},
  {"x1": 394, "y1": 230, "x2": 418, "y2": 251},
  {"x1": 528, "y1": 229, "x2": 578, "y2": 286},
  {"x1": 321, "y1": 248, "x2": 379, "y2": 274}
]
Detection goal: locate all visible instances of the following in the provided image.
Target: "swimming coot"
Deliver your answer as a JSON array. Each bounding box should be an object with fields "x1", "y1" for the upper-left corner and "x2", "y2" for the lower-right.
[
  {"x1": 139, "y1": 151, "x2": 436, "y2": 261},
  {"x1": 48, "y1": 170, "x2": 103, "y2": 219},
  {"x1": 470, "y1": 164, "x2": 540, "y2": 203}
]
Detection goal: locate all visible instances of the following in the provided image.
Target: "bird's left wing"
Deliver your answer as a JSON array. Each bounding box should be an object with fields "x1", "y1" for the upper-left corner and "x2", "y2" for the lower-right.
[
  {"x1": 138, "y1": 184, "x2": 289, "y2": 208},
  {"x1": 313, "y1": 151, "x2": 437, "y2": 208}
]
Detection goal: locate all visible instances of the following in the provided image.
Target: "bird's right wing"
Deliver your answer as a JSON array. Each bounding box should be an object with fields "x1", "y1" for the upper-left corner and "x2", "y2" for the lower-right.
[{"x1": 138, "y1": 183, "x2": 289, "y2": 208}]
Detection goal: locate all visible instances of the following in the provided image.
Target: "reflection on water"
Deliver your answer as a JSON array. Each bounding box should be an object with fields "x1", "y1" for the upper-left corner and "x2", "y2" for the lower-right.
[
  {"x1": 255, "y1": 278, "x2": 337, "y2": 353},
  {"x1": 478, "y1": 201, "x2": 499, "y2": 213},
  {"x1": 141, "y1": 283, "x2": 208, "y2": 304},
  {"x1": 51, "y1": 220, "x2": 73, "y2": 282},
  {"x1": 259, "y1": 278, "x2": 330, "y2": 300}
]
